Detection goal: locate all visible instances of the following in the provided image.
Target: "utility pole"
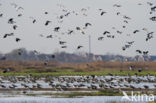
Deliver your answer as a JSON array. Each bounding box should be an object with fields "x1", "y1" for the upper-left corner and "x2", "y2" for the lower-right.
[{"x1": 88, "y1": 35, "x2": 91, "y2": 62}]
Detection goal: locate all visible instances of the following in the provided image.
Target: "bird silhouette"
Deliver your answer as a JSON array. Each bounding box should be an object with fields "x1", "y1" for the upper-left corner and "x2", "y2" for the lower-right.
[
  {"x1": 67, "y1": 30, "x2": 74, "y2": 34},
  {"x1": 151, "y1": 6, "x2": 156, "y2": 12},
  {"x1": 123, "y1": 16, "x2": 131, "y2": 20},
  {"x1": 98, "y1": 37, "x2": 104, "y2": 40},
  {"x1": 46, "y1": 35, "x2": 53, "y2": 38},
  {"x1": 0, "y1": 13, "x2": 3, "y2": 17},
  {"x1": 146, "y1": 32, "x2": 153, "y2": 41},
  {"x1": 113, "y1": 4, "x2": 121, "y2": 7},
  {"x1": 116, "y1": 30, "x2": 122, "y2": 34},
  {"x1": 54, "y1": 27, "x2": 60, "y2": 32},
  {"x1": 33, "y1": 19, "x2": 36, "y2": 23},
  {"x1": 15, "y1": 38, "x2": 21, "y2": 42},
  {"x1": 18, "y1": 13, "x2": 22, "y2": 17},
  {"x1": 100, "y1": 11, "x2": 106, "y2": 16},
  {"x1": 127, "y1": 41, "x2": 134, "y2": 45},
  {"x1": 13, "y1": 25, "x2": 17, "y2": 30},
  {"x1": 8, "y1": 18, "x2": 15, "y2": 24},
  {"x1": 85, "y1": 23, "x2": 92, "y2": 27},
  {"x1": 3, "y1": 68, "x2": 10, "y2": 73},
  {"x1": 133, "y1": 30, "x2": 139, "y2": 34},
  {"x1": 147, "y1": 2, "x2": 153, "y2": 6},
  {"x1": 29, "y1": 17, "x2": 36, "y2": 23},
  {"x1": 59, "y1": 41, "x2": 66, "y2": 45},
  {"x1": 45, "y1": 12, "x2": 48, "y2": 14},
  {"x1": 103, "y1": 31, "x2": 110, "y2": 35},
  {"x1": 3, "y1": 33, "x2": 14, "y2": 38},
  {"x1": 61, "y1": 46, "x2": 67, "y2": 48},
  {"x1": 143, "y1": 51, "x2": 149, "y2": 55},
  {"x1": 45, "y1": 20, "x2": 51, "y2": 26},
  {"x1": 116, "y1": 12, "x2": 120, "y2": 15},
  {"x1": 136, "y1": 50, "x2": 142, "y2": 54},
  {"x1": 150, "y1": 16, "x2": 156, "y2": 21},
  {"x1": 77, "y1": 45, "x2": 83, "y2": 49}
]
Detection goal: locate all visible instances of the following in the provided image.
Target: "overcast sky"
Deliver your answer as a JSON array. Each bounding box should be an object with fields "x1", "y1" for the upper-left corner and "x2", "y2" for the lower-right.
[{"x1": 0, "y1": 0, "x2": 156, "y2": 56}]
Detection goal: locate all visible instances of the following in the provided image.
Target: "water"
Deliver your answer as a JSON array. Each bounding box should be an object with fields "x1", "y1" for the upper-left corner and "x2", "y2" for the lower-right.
[{"x1": 0, "y1": 96, "x2": 130, "y2": 103}]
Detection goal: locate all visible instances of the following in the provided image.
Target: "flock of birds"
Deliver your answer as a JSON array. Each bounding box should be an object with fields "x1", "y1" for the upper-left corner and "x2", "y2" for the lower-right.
[
  {"x1": 0, "y1": 1, "x2": 156, "y2": 60},
  {"x1": 0, "y1": 75, "x2": 156, "y2": 93}
]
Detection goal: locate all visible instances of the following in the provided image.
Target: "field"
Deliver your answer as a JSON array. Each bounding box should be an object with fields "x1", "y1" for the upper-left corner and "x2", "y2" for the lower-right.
[{"x1": 0, "y1": 61, "x2": 156, "y2": 76}]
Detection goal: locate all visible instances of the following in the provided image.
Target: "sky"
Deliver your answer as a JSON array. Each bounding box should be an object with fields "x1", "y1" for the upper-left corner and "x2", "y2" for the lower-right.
[{"x1": 0, "y1": 0, "x2": 156, "y2": 56}]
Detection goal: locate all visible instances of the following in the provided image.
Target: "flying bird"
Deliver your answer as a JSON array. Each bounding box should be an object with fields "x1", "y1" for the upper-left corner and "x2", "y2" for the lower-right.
[
  {"x1": 76, "y1": 27, "x2": 81, "y2": 30},
  {"x1": 113, "y1": 4, "x2": 121, "y2": 7},
  {"x1": 136, "y1": 50, "x2": 142, "y2": 54},
  {"x1": 100, "y1": 11, "x2": 106, "y2": 16},
  {"x1": 98, "y1": 37, "x2": 104, "y2": 40},
  {"x1": 123, "y1": 16, "x2": 131, "y2": 20},
  {"x1": 13, "y1": 25, "x2": 17, "y2": 30},
  {"x1": 61, "y1": 46, "x2": 67, "y2": 48},
  {"x1": 3, "y1": 33, "x2": 14, "y2": 38},
  {"x1": 147, "y1": 2, "x2": 153, "y2": 6},
  {"x1": 103, "y1": 31, "x2": 110, "y2": 35},
  {"x1": 46, "y1": 35, "x2": 53, "y2": 38},
  {"x1": 18, "y1": 13, "x2": 22, "y2": 17},
  {"x1": 151, "y1": 6, "x2": 156, "y2": 12},
  {"x1": 127, "y1": 41, "x2": 134, "y2": 45},
  {"x1": 8, "y1": 18, "x2": 15, "y2": 24},
  {"x1": 133, "y1": 30, "x2": 139, "y2": 34},
  {"x1": 45, "y1": 20, "x2": 51, "y2": 26},
  {"x1": 0, "y1": 13, "x2": 3, "y2": 17},
  {"x1": 150, "y1": 16, "x2": 156, "y2": 21},
  {"x1": 117, "y1": 12, "x2": 120, "y2": 15},
  {"x1": 16, "y1": 7, "x2": 24, "y2": 11},
  {"x1": 85, "y1": 23, "x2": 92, "y2": 27},
  {"x1": 68, "y1": 30, "x2": 74, "y2": 34},
  {"x1": 77, "y1": 45, "x2": 83, "y2": 49},
  {"x1": 45, "y1": 12, "x2": 48, "y2": 14},
  {"x1": 15, "y1": 38, "x2": 21, "y2": 42},
  {"x1": 29, "y1": 17, "x2": 36, "y2": 23},
  {"x1": 59, "y1": 41, "x2": 66, "y2": 45},
  {"x1": 54, "y1": 27, "x2": 60, "y2": 32}
]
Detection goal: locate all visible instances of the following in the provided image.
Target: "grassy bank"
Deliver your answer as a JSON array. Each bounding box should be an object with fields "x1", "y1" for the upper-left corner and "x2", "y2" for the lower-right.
[
  {"x1": 0, "y1": 71, "x2": 155, "y2": 76},
  {"x1": 26, "y1": 90, "x2": 123, "y2": 98}
]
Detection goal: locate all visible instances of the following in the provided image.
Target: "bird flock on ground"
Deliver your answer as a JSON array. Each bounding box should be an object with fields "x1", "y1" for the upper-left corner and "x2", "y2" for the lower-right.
[
  {"x1": 0, "y1": 75, "x2": 156, "y2": 93},
  {"x1": 0, "y1": 0, "x2": 156, "y2": 61}
]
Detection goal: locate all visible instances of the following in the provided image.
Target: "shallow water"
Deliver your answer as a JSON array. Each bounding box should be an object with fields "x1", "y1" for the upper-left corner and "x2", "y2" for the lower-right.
[
  {"x1": 0, "y1": 96, "x2": 156, "y2": 103},
  {"x1": 0, "y1": 96, "x2": 138, "y2": 103}
]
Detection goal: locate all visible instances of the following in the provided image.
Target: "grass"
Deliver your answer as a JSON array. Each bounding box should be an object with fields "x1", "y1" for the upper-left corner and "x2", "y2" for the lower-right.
[{"x1": 0, "y1": 71, "x2": 156, "y2": 76}]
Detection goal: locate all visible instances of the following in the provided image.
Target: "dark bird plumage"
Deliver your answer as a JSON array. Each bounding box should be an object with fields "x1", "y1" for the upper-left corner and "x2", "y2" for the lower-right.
[
  {"x1": 133, "y1": 30, "x2": 139, "y2": 34},
  {"x1": 45, "y1": 20, "x2": 51, "y2": 26},
  {"x1": 15, "y1": 38, "x2": 21, "y2": 42},
  {"x1": 85, "y1": 23, "x2": 92, "y2": 27},
  {"x1": 3, "y1": 33, "x2": 14, "y2": 38},
  {"x1": 46, "y1": 35, "x2": 53, "y2": 38},
  {"x1": 136, "y1": 50, "x2": 142, "y2": 54},
  {"x1": 8, "y1": 18, "x2": 15, "y2": 24},
  {"x1": 13, "y1": 25, "x2": 17, "y2": 30},
  {"x1": 101, "y1": 11, "x2": 106, "y2": 16},
  {"x1": 77, "y1": 45, "x2": 83, "y2": 49},
  {"x1": 103, "y1": 31, "x2": 110, "y2": 35},
  {"x1": 54, "y1": 27, "x2": 60, "y2": 32}
]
